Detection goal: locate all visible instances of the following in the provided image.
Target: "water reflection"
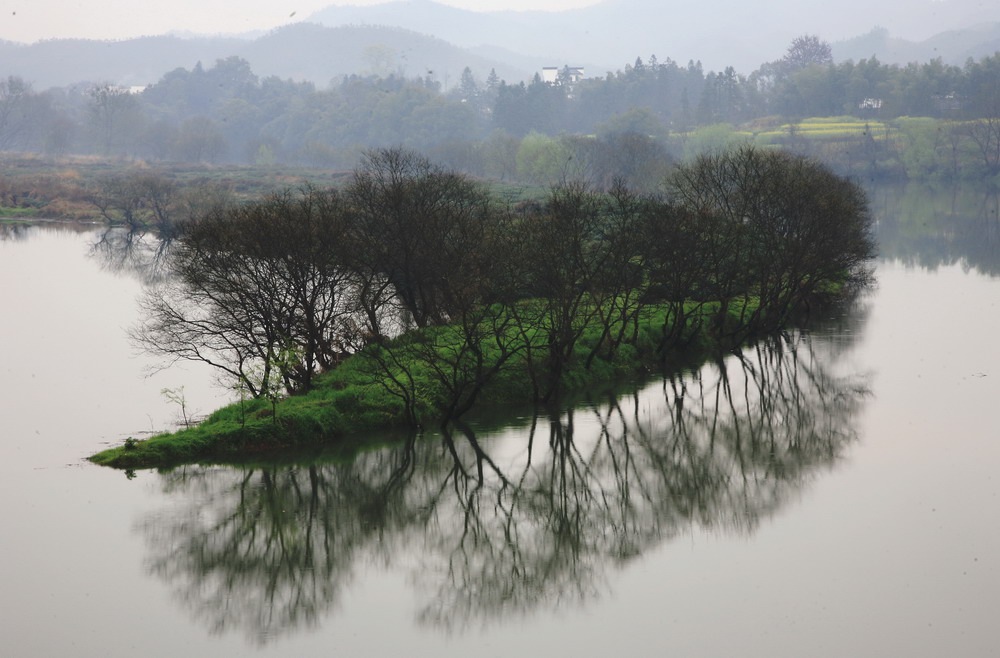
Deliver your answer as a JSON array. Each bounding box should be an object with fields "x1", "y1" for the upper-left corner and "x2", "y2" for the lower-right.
[
  {"x1": 872, "y1": 183, "x2": 1000, "y2": 276},
  {"x1": 0, "y1": 222, "x2": 32, "y2": 241},
  {"x1": 139, "y1": 326, "x2": 870, "y2": 644},
  {"x1": 88, "y1": 226, "x2": 175, "y2": 284},
  {"x1": 2, "y1": 221, "x2": 179, "y2": 283},
  {"x1": 0, "y1": 220, "x2": 95, "y2": 242}
]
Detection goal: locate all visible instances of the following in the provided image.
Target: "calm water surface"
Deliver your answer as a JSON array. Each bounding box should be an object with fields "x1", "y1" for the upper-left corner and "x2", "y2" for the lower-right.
[{"x1": 2, "y1": 185, "x2": 998, "y2": 657}]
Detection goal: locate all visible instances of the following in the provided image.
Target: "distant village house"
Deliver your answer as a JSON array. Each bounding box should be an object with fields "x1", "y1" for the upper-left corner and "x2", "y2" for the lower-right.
[{"x1": 542, "y1": 66, "x2": 585, "y2": 85}]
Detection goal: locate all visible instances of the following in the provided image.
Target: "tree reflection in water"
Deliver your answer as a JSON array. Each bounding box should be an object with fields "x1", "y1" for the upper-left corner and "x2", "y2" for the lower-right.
[
  {"x1": 140, "y1": 439, "x2": 425, "y2": 643},
  {"x1": 89, "y1": 226, "x2": 175, "y2": 284},
  {"x1": 873, "y1": 184, "x2": 1000, "y2": 276},
  {"x1": 139, "y1": 326, "x2": 870, "y2": 644},
  {"x1": 0, "y1": 222, "x2": 32, "y2": 241}
]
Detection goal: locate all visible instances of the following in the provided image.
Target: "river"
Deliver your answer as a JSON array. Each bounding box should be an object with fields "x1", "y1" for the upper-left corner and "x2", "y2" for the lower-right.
[{"x1": 1, "y1": 183, "x2": 998, "y2": 657}]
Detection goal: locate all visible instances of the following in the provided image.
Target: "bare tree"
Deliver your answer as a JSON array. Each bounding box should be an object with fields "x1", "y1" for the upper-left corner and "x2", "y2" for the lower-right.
[
  {"x1": 133, "y1": 187, "x2": 358, "y2": 395},
  {"x1": 89, "y1": 172, "x2": 179, "y2": 233},
  {"x1": 509, "y1": 182, "x2": 640, "y2": 402},
  {"x1": 345, "y1": 147, "x2": 499, "y2": 329},
  {"x1": 358, "y1": 215, "x2": 527, "y2": 423},
  {"x1": 960, "y1": 88, "x2": 1000, "y2": 175},
  {"x1": 780, "y1": 35, "x2": 833, "y2": 74},
  {"x1": 0, "y1": 76, "x2": 32, "y2": 151},
  {"x1": 87, "y1": 83, "x2": 143, "y2": 156},
  {"x1": 666, "y1": 144, "x2": 875, "y2": 338}
]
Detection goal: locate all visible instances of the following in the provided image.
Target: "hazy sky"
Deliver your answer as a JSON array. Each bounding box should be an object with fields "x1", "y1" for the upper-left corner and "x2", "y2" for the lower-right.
[{"x1": 2, "y1": 0, "x2": 601, "y2": 43}]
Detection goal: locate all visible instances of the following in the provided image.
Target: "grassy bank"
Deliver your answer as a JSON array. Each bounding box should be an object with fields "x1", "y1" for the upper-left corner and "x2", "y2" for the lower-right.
[
  {"x1": 0, "y1": 154, "x2": 353, "y2": 222},
  {"x1": 89, "y1": 301, "x2": 746, "y2": 469}
]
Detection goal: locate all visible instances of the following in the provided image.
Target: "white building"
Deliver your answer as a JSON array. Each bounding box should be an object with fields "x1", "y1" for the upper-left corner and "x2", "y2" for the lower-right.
[{"x1": 542, "y1": 66, "x2": 585, "y2": 85}]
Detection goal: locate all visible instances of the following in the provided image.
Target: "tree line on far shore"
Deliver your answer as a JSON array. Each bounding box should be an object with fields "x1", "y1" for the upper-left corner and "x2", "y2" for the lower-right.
[
  {"x1": 1, "y1": 39, "x2": 999, "y2": 182},
  {"x1": 131, "y1": 145, "x2": 874, "y2": 424}
]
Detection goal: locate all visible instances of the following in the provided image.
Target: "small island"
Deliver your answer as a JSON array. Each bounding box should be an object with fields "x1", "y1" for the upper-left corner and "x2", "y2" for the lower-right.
[{"x1": 89, "y1": 145, "x2": 875, "y2": 469}]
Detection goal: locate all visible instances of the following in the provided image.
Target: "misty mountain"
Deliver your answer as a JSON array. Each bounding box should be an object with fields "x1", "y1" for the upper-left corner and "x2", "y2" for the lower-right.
[
  {"x1": 1, "y1": 0, "x2": 997, "y2": 93},
  {"x1": 0, "y1": 23, "x2": 530, "y2": 90},
  {"x1": 307, "y1": 0, "x2": 1000, "y2": 73},
  {"x1": 0, "y1": 35, "x2": 242, "y2": 89},
  {"x1": 237, "y1": 23, "x2": 531, "y2": 87},
  {"x1": 833, "y1": 24, "x2": 1000, "y2": 66},
  {"x1": 307, "y1": 0, "x2": 764, "y2": 73}
]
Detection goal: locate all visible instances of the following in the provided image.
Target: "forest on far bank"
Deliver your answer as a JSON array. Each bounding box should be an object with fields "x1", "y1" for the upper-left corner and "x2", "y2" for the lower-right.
[{"x1": 1, "y1": 34, "x2": 999, "y2": 197}]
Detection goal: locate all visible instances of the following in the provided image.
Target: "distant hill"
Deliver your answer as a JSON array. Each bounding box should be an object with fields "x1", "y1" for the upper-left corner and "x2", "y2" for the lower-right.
[
  {"x1": 833, "y1": 24, "x2": 1000, "y2": 66},
  {"x1": 0, "y1": 35, "x2": 242, "y2": 88},
  {"x1": 307, "y1": 0, "x2": 1000, "y2": 73},
  {"x1": 2, "y1": 0, "x2": 998, "y2": 91},
  {"x1": 307, "y1": 0, "x2": 771, "y2": 73},
  {"x1": 238, "y1": 23, "x2": 530, "y2": 86},
  {"x1": 0, "y1": 23, "x2": 531, "y2": 90}
]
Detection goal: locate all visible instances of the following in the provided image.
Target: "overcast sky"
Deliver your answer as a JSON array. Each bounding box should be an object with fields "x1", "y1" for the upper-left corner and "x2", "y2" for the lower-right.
[{"x1": 1, "y1": 0, "x2": 602, "y2": 43}]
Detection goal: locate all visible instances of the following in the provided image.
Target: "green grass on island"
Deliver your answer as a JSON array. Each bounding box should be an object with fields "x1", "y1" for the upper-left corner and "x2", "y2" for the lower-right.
[{"x1": 88, "y1": 301, "x2": 757, "y2": 470}]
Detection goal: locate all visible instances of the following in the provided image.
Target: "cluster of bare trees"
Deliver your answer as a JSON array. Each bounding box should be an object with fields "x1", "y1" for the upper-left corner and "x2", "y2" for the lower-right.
[
  {"x1": 88, "y1": 171, "x2": 233, "y2": 235},
  {"x1": 664, "y1": 144, "x2": 875, "y2": 331},
  {"x1": 133, "y1": 146, "x2": 874, "y2": 421}
]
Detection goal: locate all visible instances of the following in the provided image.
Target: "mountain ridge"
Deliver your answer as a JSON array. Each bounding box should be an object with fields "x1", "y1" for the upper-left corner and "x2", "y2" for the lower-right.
[
  {"x1": 306, "y1": 0, "x2": 1000, "y2": 71},
  {"x1": 1, "y1": 0, "x2": 998, "y2": 90},
  {"x1": 0, "y1": 23, "x2": 532, "y2": 89}
]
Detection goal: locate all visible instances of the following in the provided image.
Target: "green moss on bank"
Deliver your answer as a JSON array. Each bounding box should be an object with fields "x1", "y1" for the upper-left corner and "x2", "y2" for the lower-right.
[
  {"x1": 0, "y1": 207, "x2": 41, "y2": 219},
  {"x1": 89, "y1": 301, "x2": 751, "y2": 470}
]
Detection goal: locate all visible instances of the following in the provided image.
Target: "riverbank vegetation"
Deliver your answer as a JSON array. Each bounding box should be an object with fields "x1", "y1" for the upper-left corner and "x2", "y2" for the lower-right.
[
  {"x1": 89, "y1": 145, "x2": 875, "y2": 469},
  {"x1": 2, "y1": 40, "x2": 999, "y2": 225},
  {"x1": 0, "y1": 152, "x2": 350, "y2": 222},
  {"x1": 1, "y1": 110, "x2": 994, "y2": 228},
  {"x1": 2, "y1": 38, "x2": 999, "y2": 199}
]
